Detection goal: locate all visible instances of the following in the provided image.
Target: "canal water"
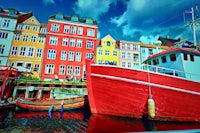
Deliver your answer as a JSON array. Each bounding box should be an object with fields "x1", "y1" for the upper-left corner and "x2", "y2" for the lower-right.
[{"x1": 0, "y1": 108, "x2": 200, "y2": 133}]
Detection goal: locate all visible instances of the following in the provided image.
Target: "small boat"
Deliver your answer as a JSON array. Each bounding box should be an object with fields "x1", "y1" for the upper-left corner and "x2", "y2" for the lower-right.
[
  {"x1": 15, "y1": 96, "x2": 86, "y2": 111},
  {"x1": 86, "y1": 47, "x2": 200, "y2": 122},
  {"x1": 0, "y1": 101, "x2": 15, "y2": 111}
]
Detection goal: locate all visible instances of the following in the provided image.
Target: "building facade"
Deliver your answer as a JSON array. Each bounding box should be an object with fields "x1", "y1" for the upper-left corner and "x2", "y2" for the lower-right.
[
  {"x1": 119, "y1": 40, "x2": 141, "y2": 69},
  {"x1": 0, "y1": 7, "x2": 32, "y2": 65},
  {"x1": 8, "y1": 16, "x2": 47, "y2": 78},
  {"x1": 41, "y1": 13, "x2": 98, "y2": 81},
  {"x1": 96, "y1": 34, "x2": 120, "y2": 66}
]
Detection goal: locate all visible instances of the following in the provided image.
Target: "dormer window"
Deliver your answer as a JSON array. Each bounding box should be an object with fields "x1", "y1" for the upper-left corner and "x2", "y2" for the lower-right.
[
  {"x1": 55, "y1": 13, "x2": 63, "y2": 20},
  {"x1": 71, "y1": 16, "x2": 78, "y2": 22},
  {"x1": 8, "y1": 8, "x2": 18, "y2": 16},
  {"x1": 86, "y1": 18, "x2": 93, "y2": 24}
]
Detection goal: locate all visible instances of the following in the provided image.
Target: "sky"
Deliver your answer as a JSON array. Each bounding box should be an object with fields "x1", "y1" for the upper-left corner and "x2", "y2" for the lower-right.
[{"x1": 0, "y1": 0, "x2": 199, "y2": 44}]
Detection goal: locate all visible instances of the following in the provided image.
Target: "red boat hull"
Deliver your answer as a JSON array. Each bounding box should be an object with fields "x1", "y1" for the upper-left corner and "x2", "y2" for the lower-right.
[{"x1": 86, "y1": 60, "x2": 200, "y2": 122}]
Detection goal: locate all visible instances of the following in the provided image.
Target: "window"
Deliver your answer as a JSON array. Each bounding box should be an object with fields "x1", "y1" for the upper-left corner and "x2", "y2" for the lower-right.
[
  {"x1": 98, "y1": 50, "x2": 102, "y2": 55},
  {"x1": 62, "y1": 38, "x2": 68, "y2": 46},
  {"x1": 122, "y1": 52, "x2": 125, "y2": 58},
  {"x1": 142, "y1": 49, "x2": 145, "y2": 53},
  {"x1": 19, "y1": 46, "x2": 26, "y2": 56},
  {"x1": 107, "y1": 41, "x2": 110, "y2": 46},
  {"x1": 25, "y1": 25, "x2": 30, "y2": 30},
  {"x1": 74, "y1": 66, "x2": 80, "y2": 76},
  {"x1": 190, "y1": 54, "x2": 194, "y2": 62},
  {"x1": 183, "y1": 53, "x2": 188, "y2": 60},
  {"x1": 45, "y1": 64, "x2": 54, "y2": 74},
  {"x1": 30, "y1": 36, "x2": 36, "y2": 42},
  {"x1": 40, "y1": 27, "x2": 47, "y2": 33},
  {"x1": 87, "y1": 29, "x2": 94, "y2": 36},
  {"x1": 127, "y1": 44, "x2": 130, "y2": 50},
  {"x1": 14, "y1": 34, "x2": 20, "y2": 41},
  {"x1": 70, "y1": 39, "x2": 75, "y2": 47},
  {"x1": 27, "y1": 47, "x2": 34, "y2": 57},
  {"x1": 64, "y1": 25, "x2": 70, "y2": 33},
  {"x1": 3, "y1": 19, "x2": 10, "y2": 27},
  {"x1": 149, "y1": 49, "x2": 153, "y2": 55},
  {"x1": 0, "y1": 45, "x2": 5, "y2": 54},
  {"x1": 170, "y1": 54, "x2": 176, "y2": 62},
  {"x1": 51, "y1": 24, "x2": 59, "y2": 32},
  {"x1": 105, "y1": 60, "x2": 109, "y2": 64},
  {"x1": 17, "y1": 24, "x2": 23, "y2": 30},
  {"x1": 133, "y1": 54, "x2": 139, "y2": 62},
  {"x1": 67, "y1": 66, "x2": 73, "y2": 75},
  {"x1": 127, "y1": 53, "x2": 131, "y2": 59},
  {"x1": 76, "y1": 52, "x2": 81, "y2": 62},
  {"x1": 113, "y1": 51, "x2": 117, "y2": 56},
  {"x1": 76, "y1": 39, "x2": 82, "y2": 48},
  {"x1": 122, "y1": 44, "x2": 125, "y2": 49},
  {"x1": 25, "y1": 63, "x2": 32, "y2": 70},
  {"x1": 49, "y1": 36, "x2": 58, "y2": 45},
  {"x1": 61, "y1": 50, "x2": 67, "y2": 60},
  {"x1": 86, "y1": 53, "x2": 93, "y2": 59},
  {"x1": 17, "y1": 62, "x2": 24, "y2": 67},
  {"x1": 128, "y1": 62, "x2": 131, "y2": 68},
  {"x1": 36, "y1": 48, "x2": 42, "y2": 57},
  {"x1": 11, "y1": 46, "x2": 18, "y2": 55},
  {"x1": 86, "y1": 41, "x2": 94, "y2": 49},
  {"x1": 0, "y1": 32, "x2": 8, "y2": 39},
  {"x1": 71, "y1": 26, "x2": 76, "y2": 34},
  {"x1": 47, "y1": 49, "x2": 56, "y2": 59},
  {"x1": 98, "y1": 60, "x2": 102, "y2": 64},
  {"x1": 133, "y1": 45, "x2": 138, "y2": 51},
  {"x1": 68, "y1": 51, "x2": 74, "y2": 61},
  {"x1": 38, "y1": 37, "x2": 45, "y2": 44},
  {"x1": 78, "y1": 27, "x2": 83, "y2": 35},
  {"x1": 34, "y1": 64, "x2": 39, "y2": 72},
  {"x1": 32, "y1": 26, "x2": 38, "y2": 31},
  {"x1": 153, "y1": 58, "x2": 159, "y2": 65},
  {"x1": 23, "y1": 35, "x2": 28, "y2": 42},
  {"x1": 161, "y1": 56, "x2": 167, "y2": 63},
  {"x1": 59, "y1": 65, "x2": 66, "y2": 75},
  {"x1": 105, "y1": 50, "x2": 109, "y2": 56},
  {"x1": 122, "y1": 62, "x2": 126, "y2": 67}
]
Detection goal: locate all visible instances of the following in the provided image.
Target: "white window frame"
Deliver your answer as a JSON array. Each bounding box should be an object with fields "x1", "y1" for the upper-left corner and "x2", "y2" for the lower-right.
[
  {"x1": 49, "y1": 36, "x2": 58, "y2": 45},
  {"x1": 19, "y1": 46, "x2": 26, "y2": 56},
  {"x1": 62, "y1": 38, "x2": 68, "y2": 46},
  {"x1": 36, "y1": 48, "x2": 42, "y2": 57},
  {"x1": 67, "y1": 65, "x2": 73, "y2": 75},
  {"x1": 11, "y1": 46, "x2": 18, "y2": 55},
  {"x1": 51, "y1": 24, "x2": 59, "y2": 32},
  {"x1": 27, "y1": 47, "x2": 35, "y2": 57},
  {"x1": 76, "y1": 39, "x2": 82, "y2": 48},
  {"x1": 45, "y1": 64, "x2": 54, "y2": 74},
  {"x1": 76, "y1": 52, "x2": 81, "y2": 62},
  {"x1": 47, "y1": 49, "x2": 56, "y2": 60},
  {"x1": 77, "y1": 27, "x2": 83, "y2": 35},
  {"x1": 68, "y1": 51, "x2": 74, "y2": 61},
  {"x1": 61, "y1": 50, "x2": 67, "y2": 60},
  {"x1": 59, "y1": 65, "x2": 66, "y2": 75}
]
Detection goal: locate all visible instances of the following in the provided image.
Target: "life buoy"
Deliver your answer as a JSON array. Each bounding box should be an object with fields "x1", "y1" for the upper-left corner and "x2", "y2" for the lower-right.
[{"x1": 148, "y1": 98, "x2": 155, "y2": 119}]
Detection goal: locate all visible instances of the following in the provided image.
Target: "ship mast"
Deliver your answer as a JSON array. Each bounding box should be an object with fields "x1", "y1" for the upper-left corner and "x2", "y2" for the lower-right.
[{"x1": 184, "y1": 4, "x2": 199, "y2": 47}]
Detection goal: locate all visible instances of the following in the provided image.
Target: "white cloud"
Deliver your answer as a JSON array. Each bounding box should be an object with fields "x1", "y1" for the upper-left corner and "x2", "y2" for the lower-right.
[
  {"x1": 43, "y1": 0, "x2": 55, "y2": 5},
  {"x1": 110, "y1": 0, "x2": 194, "y2": 42},
  {"x1": 140, "y1": 35, "x2": 159, "y2": 44},
  {"x1": 73, "y1": 0, "x2": 116, "y2": 21}
]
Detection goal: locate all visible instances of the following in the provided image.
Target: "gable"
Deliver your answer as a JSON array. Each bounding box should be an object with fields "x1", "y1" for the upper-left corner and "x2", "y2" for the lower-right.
[
  {"x1": 23, "y1": 16, "x2": 40, "y2": 25},
  {"x1": 101, "y1": 34, "x2": 115, "y2": 42}
]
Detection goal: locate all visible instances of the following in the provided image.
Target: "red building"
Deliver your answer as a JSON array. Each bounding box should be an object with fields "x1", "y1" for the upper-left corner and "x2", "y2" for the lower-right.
[{"x1": 41, "y1": 13, "x2": 98, "y2": 81}]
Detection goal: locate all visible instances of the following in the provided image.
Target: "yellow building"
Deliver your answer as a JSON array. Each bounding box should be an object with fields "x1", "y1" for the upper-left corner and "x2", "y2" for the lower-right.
[
  {"x1": 8, "y1": 16, "x2": 47, "y2": 79},
  {"x1": 96, "y1": 34, "x2": 120, "y2": 66}
]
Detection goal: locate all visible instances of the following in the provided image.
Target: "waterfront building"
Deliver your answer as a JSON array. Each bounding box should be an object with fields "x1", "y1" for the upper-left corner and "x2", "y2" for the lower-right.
[
  {"x1": 41, "y1": 13, "x2": 98, "y2": 81},
  {"x1": 96, "y1": 34, "x2": 120, "y2": 66},
  {"x1": 119, "y1": 40, "x2": 141, "y2": 69},
  {"x1": 8, "y1": 15, "x2": 47, "y2": 79},
  {"x1": 0, "y1": 7, "x2": 32, "y2": 65}
]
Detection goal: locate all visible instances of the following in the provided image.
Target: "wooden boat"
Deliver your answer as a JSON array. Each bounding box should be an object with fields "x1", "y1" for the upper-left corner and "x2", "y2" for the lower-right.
[
  {"x1": 86, "y1": 47, "x2": 200, "y2": 122},
  {"x1": 0, "y1": 101, "x2": 15, "y2": 111},
  {"x1": 16, "y1": 96, "x2": 86, "y2": 111}
]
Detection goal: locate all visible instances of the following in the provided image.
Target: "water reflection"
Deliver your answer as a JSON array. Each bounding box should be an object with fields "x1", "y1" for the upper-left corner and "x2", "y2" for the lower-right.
[{"x1": 0, "y1": 109, "x2": 200, "y2": 133}]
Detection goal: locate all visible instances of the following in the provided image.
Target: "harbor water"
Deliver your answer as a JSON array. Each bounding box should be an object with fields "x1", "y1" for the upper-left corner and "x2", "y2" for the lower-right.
[{"x1": 1, "y1": 108, "x2": 200, "y2": 133}]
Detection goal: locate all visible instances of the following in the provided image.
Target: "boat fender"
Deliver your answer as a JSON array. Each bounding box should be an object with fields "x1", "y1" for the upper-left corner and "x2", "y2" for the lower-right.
[
  {"x1": 148, "y1": 98, "x2": 155, "y2": 119},
  {"x1": 61, "y1": 100, "x2": 64, "y2": 105}
]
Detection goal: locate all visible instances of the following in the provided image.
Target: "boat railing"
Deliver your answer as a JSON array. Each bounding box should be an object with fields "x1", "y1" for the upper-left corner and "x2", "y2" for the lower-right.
[{"x1": 140, "y1": 64, "x2": 200, "y2": 82}]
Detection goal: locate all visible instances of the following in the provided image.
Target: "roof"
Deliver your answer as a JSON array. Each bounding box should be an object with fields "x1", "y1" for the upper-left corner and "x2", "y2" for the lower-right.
[
  {"x1": 49, "y1": 13, "x2": 98, "y2": 25},
  {"x1": 145, "y1": 47, "x2": 200, "y2": 62}
]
